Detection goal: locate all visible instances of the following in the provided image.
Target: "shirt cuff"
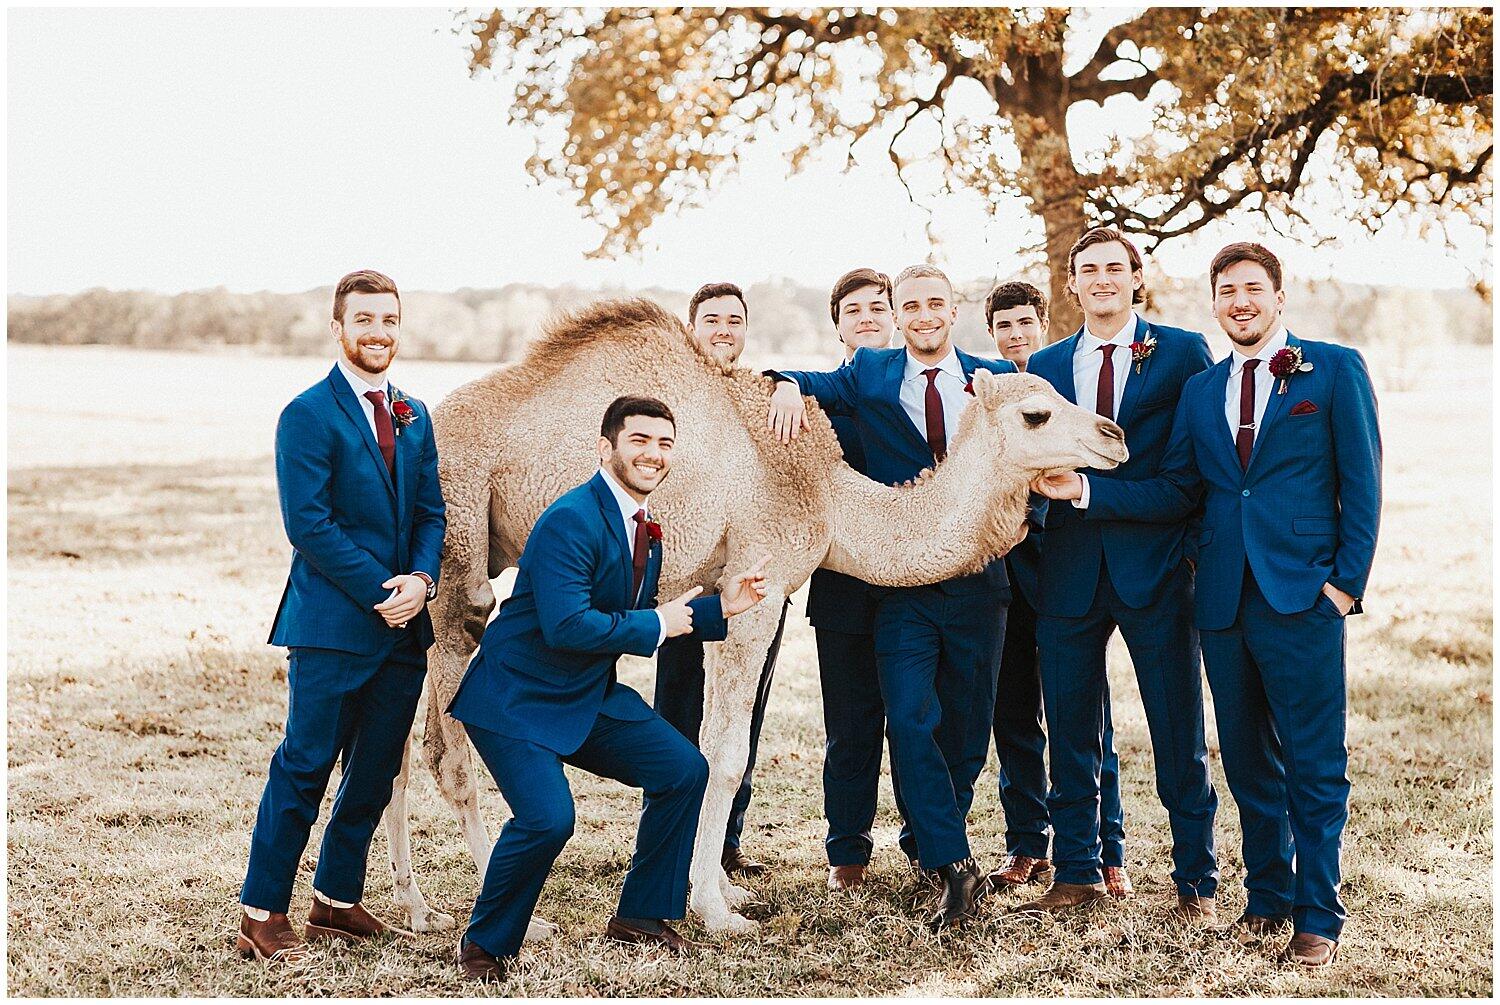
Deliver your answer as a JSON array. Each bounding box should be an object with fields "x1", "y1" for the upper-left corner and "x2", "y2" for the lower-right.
[
  {"x1": 1072, "y1": 474, "x2": 1091, "y2": 509},
  {"x1": 654, "y1": 611, "x2": 668, "y2": 650}
]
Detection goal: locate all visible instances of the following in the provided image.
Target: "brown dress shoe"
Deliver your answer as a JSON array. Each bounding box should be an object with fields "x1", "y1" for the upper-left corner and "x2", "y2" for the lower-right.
[
  {"x1": 721, "y1": 845, "x2": 768, "y2": 877},
  {"x1": 306, "y1": 899, "x2": 412, "y2": 943},
  {"x1": 1235, "y1": 912, "x2": 1292, "y2": 943},
  {"x1": 1169, "y1": 894, "x2": 1217, "y2": 923},
  {"x1": 828, "y1": 864, "x2": 867, "y2": 891},
  {"x1": 1103, "y1": 866, "x2": 1134, "y2": 898},
  {"x1": 605, "y1": 916, "x2": 696, "y2": 955},
  {"x1": 237, "y1": 911, "x2": 311, "y2": 964},
  {"x1": 1284, "y1": 932, "x2": 1339, "y2": 967},
  {"x1": 1012, "y1": 881, "x2": 1108, "y2": 915},
  {"x1": 986, "y1": 855, "x2": 1053, "y2": 890},
  {"x1": 455, "y1": 935, "x2": 508, "y2": 983}
]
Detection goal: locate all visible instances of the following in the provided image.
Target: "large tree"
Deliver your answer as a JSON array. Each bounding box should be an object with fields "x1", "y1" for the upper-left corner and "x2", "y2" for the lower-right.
[{"x1": 466, "y1": 7, "x2": 1492, "y2": 336}]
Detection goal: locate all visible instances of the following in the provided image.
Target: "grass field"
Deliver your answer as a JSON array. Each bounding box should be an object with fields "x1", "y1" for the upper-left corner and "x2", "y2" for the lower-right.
[{"x1": 7, "y1": 343, "x2": 1493, "y2": 995}]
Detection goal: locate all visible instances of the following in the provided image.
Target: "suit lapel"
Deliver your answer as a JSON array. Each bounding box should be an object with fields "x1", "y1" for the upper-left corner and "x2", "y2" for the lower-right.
[
  {"x1": 882, "y1": 350, "x2": 933, "y2": 457},
  {"x1": 1246, "y1": 332, "x2": 1297, "y2": 473},
  {"x1": 589, "y1": 473, "x2": 635, "y2": 603},
  {"x1": 327, "y1": 366, "x2": 396, "y2": 499},
  {"x1": 640, "y1": 540, "x2": 663, "y2": 610},
  {"x1": 1203, "y1": 358, "x2": 1239, "y2": 471},
  {"x1": 1114, "y1": 316, "x2": 1153, "y2": 428},
  {"x1": 1050, "y1": 331, "x2": 1082, "y2": 404},
  {"x1": 392, "y1": 386, "x2": 412, "y2": 522}
]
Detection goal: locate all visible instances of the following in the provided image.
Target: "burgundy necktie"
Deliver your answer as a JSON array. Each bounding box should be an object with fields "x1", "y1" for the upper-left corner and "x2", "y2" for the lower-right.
[
  {"x1": 923, "y1": 368, "x2": 947, "y2": 462},
  {"x1": 1095, "y1": 344, "x2": 1117, "y2": 421},
  {"x1": 631, "y1": 509, "x2": 650, "y2": 603},
  {"x1": 1236, "y1": 359, "x2": 1260, "y2": 470},
  {"x1": 364, "y1": 390, "x2": 396, "y2": 477}
]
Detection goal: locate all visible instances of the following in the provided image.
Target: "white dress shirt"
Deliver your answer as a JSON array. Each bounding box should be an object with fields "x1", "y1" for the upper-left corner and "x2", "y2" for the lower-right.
[
  {"x1": 898, "y1": 345, "x2": 973, "y2": 448},
  {"x1": 335, "y1": 358, "x2": 392, "y2": 439},
  {"x1": 1072, "y1": 312, "x2": 1139, "y2": 509},
  {"x1": 598, "y1": 467, "x2": 668, "y2": 649},
  {"x1": 1225, "y1": 327, "x2": 1289, "y2": 444}
]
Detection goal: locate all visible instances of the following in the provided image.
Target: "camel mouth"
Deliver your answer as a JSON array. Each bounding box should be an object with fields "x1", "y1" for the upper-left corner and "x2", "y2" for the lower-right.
[{"x1": 1081, "y1": 444, "x2": 1128, "y2": 469}]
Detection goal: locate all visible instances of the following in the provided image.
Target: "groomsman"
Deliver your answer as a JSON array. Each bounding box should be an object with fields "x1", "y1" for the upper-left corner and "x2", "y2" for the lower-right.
[
  {"x1": 1038, "y1": 242, "x2": 1381, "y2": 966},
  {"x1": 1016, "y1": 229, "x2": 1220, "y2": 919},
  {"x1": 981, "y1": 282, "x2": 1130, "y2": 897},
  {"x1": 766, "y1": 265, "x2": 1015, "y2": 928},
  {"x1": 240, "y1": 270, "x2": 445, "y2": 962},
  {"x1": 654, "y1": 281, "x2": 788, "y2": 877},
  {"x1": 811, "y1": 268, "x2": 896, "y2": 890},
  {"x1": 447, "y1": 396, "x2": 770, "y2": 981}
]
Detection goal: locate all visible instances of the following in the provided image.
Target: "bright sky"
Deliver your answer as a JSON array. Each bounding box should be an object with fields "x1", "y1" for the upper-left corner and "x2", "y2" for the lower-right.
[{"x1": 7, "y1": 7, "x2": 1489, "y2": 296}]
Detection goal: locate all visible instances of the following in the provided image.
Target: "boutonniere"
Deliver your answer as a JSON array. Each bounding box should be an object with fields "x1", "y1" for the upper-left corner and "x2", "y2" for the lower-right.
[
  {"x1": 963, "y1": 378, "x2": 975, "y2": 396},
  {"x1": 389, "y1": 389, "x2": 419, "y2": 430},
  {"x1": 1267, "y1": 345, "x2": 1313, "y2": 395},
  {"x1": 1129, "y1": 335, "x2": 1156, "y2": 374},
  {"x1": 645, "y1": 519, "x2": 663, "y2": 544}
]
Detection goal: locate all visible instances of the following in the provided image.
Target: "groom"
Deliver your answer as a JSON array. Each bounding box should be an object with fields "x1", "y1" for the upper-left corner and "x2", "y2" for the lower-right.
[{"x1": 240, "y1": 270, "x2": 445, "y2": 963}]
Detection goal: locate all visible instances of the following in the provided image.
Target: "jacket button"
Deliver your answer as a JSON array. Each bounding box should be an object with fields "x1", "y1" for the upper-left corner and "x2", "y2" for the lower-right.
[{"x1": 1242, "y1": 489, "x2": 1251, "y2": 497}]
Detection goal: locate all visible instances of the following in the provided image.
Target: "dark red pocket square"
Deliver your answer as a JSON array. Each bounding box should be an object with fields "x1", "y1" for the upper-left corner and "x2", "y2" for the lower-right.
[{"x1": 1290, "y1": 400, "x2": 1319, "y2": 416}]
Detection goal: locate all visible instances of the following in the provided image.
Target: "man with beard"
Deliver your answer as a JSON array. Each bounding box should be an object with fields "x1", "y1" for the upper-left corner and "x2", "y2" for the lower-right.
[
  {"x1": 1036, "y1": 242, "x2": 1381, "y2": 967},
  {"x1": 652, "y1": 281, "x2": 788, "y2": 877},
  {"x1": 239, "y1": 270, "x2": 446, "y2": 963},
  {"x1": 765, "y1": 265, "x2": 1016, "y2": 929},
  {"x1": 446, "y1": 396, "x2": 770, "y2": 981}
]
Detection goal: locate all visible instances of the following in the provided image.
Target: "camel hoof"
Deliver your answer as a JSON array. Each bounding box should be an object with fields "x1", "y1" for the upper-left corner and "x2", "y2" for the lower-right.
[
  {"x1": 524, "y1": 916, "x2": 560, "y2": 943},
  {"x1": 409, "y1": 908, "x2": 456, "y2": 933},
  {"x1": 707, "y1": 912, "x2": 760, "y2": 935},
  {"x1": 722, "y1": 884, "x2": 755, "y2": 909}
]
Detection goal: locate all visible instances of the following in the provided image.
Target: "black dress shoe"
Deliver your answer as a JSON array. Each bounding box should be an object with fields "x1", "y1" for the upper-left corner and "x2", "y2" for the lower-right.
[
  {"x1": 927, "y1": 857, "x2": 989, "y2": 929},
  {"x1": 455, "y1": 935, "x2": 508, "y2": 984},
  {"x1": 721, "y1": 845, "x2": 767, "y2": 877}
]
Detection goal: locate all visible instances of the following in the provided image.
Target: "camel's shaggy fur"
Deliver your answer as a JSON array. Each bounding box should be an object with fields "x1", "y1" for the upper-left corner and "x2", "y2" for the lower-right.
[{"x1": 382, "y1": 298, "x2": 1128, "y2": 934}]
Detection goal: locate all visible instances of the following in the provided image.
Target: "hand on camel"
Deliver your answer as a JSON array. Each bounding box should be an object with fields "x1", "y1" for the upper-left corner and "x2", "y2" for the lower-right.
[
  {"x1": 375, "y1": 574, "x2": 428, "y2": 627},
  {"x1": 767, "y1": 382, "x2": 810, "y2": 444},
  {"x1": 1030, "y1": 471, "x2": 1084, "y2": 501},
  {"x1": 721, "y1": 555, "x2": 771, "y2": 617},
  {"x1": 658, "y1": 586, "x2": 703, "y2": 637}
]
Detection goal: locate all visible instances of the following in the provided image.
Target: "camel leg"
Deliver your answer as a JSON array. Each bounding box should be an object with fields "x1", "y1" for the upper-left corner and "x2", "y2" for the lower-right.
[
  {"x1": 687, "y1": 589, "x2": 784, "y2": 933},
  {"x1": 385, "y1": 729, "x2": 455, "y2": 932}
]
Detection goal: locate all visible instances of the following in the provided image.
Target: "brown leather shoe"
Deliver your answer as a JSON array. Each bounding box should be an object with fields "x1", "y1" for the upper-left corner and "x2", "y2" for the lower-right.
[
  {"x1": 721, "y1": 845, "x2": 767, "y2": 877},
  {"x1": 455, "y1": 935, "x2": 508, "y2": 983},
  {"x1": 306, "y1": 898, "x2": 412, "y2": 943},
  {"x1": 828, "y1": 864, "x2": 867, "y2": 891},
  {"x1": 1284, "y1": 932, "x2": 1339, "y2": 967},
  {"x1": 1103, "y1": 865, "x2": 1134, "y2": 898},
  {"x1": 237, "y1": 911, "x2": 311, "y2": 964},
  {"x1": 1012, "y1": 881, "x2": 1108, "y2": 915},
  {"x1": 605, "y1": 916, "x2": 696, "y2": 955},
  {"x1": 1233, "y1": 912, "x2": 1291, "y2": 943},
  {"x1": 1169, "y1": 894, "x2": 1217, "y2": 924},
  {"x1": 985, "y1": 855, "x2": 1053, "y2": 890}
]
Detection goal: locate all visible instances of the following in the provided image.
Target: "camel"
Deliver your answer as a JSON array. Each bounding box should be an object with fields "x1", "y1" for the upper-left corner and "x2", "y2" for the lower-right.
[{"x1": 379, "y1": 297, "x2": 1128, "y2": 935}]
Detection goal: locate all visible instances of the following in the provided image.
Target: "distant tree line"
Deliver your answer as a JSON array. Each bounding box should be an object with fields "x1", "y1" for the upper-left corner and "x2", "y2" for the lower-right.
[{"x1": 8, "y1": 275, "x2": 1490, "y2": 362}]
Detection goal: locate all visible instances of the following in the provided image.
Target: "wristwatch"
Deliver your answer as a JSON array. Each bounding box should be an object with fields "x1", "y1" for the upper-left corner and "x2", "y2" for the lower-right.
[{"x1": 413, "y1": 571, "x2": 437, "y2": 602}]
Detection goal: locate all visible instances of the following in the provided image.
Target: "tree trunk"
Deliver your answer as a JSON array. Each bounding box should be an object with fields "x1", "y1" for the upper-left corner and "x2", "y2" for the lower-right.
[{"x1": 1038, "y1": 195, "x2": 1086, "y2": 341}]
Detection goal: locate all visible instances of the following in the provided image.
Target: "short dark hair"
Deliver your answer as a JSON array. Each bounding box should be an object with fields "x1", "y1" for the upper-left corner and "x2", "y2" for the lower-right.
[
  {"x1": 985, "y1": 281, "x2": 1049, "y2": 328},
  {"x1": 893, "y1": 264, "x2": 953, "y2": 299},
  {"x1": 1067, "y1": 228, "x2": 1146, "y2": 306},
  {"x1": 828, "y1": 268, "x2": 893, "y2": 326},
  {"x1": 1210, "y1": 242, "x2": 1284, "y2": 294},
  {"x1": 600, "y1": 395, "x2": 676, "y2": 444},
  {"x1": 688, "y1": 282, "x2": 747, "y2": 325},
  {"x1": 332, "y1": 269, "x2": 400, "y2": 324}
]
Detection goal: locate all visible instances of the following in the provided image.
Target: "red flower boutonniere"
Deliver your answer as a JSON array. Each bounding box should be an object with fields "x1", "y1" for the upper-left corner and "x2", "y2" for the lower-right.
[
  {"x1": 1129, "y1": 335, "x2": 1157, "y2": 374},
  {"x1": 389, "y1": 390, "x2": 419, "y2": 430},
  {"x1": 645, "y1": 519, "x2": 664, "y2": 544},
  {"x1": 1267, "y1": 346, "x2": 1313, "y2": 395},
  {"x1": 963, "y1": 379, "x2": 975, "y2": 396}
]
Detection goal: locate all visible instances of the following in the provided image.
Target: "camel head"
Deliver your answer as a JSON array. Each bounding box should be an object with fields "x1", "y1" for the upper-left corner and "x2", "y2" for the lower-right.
[{"x1": 965, "y1": 370, "x2": 1129, "y2": 475}]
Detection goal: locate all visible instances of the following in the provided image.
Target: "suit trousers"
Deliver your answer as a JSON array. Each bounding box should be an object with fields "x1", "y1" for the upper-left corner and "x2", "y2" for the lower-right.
[
  {"x1": 654, "y1": 598, "x2": 788, "y2": 849},
  {"x1": 875, "y1": 585, "x2": 1007, "y2": 869},
  {"x1": 1201, "y1": 567, "x2": 1349, "y2": 941},
  {"x1": 1038, "y1": 560, "x2": 1219, "y2": 895},
  {"x1": 241, "y1": 637, "x2": 426, "y2": 912},
  {"x1": 463, "y1": 714, "x2": 709, "y2": 958},
  {"x1": 994, "y1": 584, "x2": 1127, "y2": 864},
  {"x1": 816, "y1": 626, "x2": 888, "y2": 866}
]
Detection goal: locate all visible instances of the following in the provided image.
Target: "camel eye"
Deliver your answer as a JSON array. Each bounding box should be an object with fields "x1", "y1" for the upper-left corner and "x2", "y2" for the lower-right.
[{"x1": 1022, "y1": 410, "x2": 1050, "y2": 428}]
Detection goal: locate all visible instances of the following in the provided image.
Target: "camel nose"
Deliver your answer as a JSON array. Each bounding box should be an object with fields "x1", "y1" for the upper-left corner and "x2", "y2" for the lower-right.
[{"x1": 1097, "y1": 418, "x2": 1124, "y2": 442}]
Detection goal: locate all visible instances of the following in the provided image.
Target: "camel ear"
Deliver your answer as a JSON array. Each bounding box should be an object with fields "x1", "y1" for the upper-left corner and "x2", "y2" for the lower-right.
[{"x1": 970, "y1": 369, "x2": 1004, "y2": 410}]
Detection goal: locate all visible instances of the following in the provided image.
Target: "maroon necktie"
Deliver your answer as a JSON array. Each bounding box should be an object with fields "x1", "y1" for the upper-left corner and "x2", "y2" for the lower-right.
[
  {"x1": 1236, "y1": 359, "x2": 1260, "y2": 470},
  {"x1": 364, "y1": 390, "x2": 396, "y2": 477},
  {"x1": 923, "y1": 368, "x2": 947, "y2": 462},
  {"x1": 630, "y1": 509, "x2": 649, "y2": 603},
  {"x1": 1095, "y1": 344, "x2": 1117, "y2": 421}
]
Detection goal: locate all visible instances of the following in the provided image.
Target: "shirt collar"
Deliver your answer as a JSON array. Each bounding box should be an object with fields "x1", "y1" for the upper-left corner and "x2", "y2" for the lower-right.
[
  {"x1": 1077, "y1": 311, "x2": 1139, "y2": 355},
  {"x1": 598, "y1": 466, "x2": 648, "y2": 524},
  {"x1": 903, "y1": 344, "x2": 964, "y2": 382},
  {"x1": 1229, "y1": 326, "x2": 1289, "y2": 375},
  {"x1": 336, "y1": 358, "x2": 390, "y2": 399}
]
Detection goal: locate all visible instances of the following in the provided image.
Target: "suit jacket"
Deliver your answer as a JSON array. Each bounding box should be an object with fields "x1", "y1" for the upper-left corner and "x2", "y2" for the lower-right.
[
  {"x1": 1086, "y1": 333, "x2": 1382, "y2": 630},
  {"x1": 806, "y1": 409, "x2": 881, "y2": 633},
  {"x1": 776, "y1": 346, "x2": 1018, "y2": 598},
  {"x1": 267, "y1": 366, "x2": 446, "y2": 654},
  {"x1": 1024, "y1": 317, "x2": 1213, "y2": 616},
  {"x1": 448, "y1": 473, "x2": 728, "y2": 755}
]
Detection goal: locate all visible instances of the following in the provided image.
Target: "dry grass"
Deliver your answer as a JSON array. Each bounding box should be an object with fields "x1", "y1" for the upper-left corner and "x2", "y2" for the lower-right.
[{"x1": 6, "y1": 345, "x2": 1492, "y2": 996}]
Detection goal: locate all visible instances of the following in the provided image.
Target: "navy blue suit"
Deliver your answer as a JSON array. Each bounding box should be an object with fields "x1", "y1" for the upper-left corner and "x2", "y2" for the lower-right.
[
  {"x1": 1025, "y1": 318, "x2": 1219, "y2": 896},
  {"x1": 447, "y1": 473, "x2": 727, "y2": 958},
  {"x1": 1086, "y1": 333, "x2": 1381, "y2": 940},
  {"x1": 243, "y1": 366, "x2": 446, "y2": 913},
  {"x1": 776, "y1": 346, "x2": 1014, "y2": 868}
]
